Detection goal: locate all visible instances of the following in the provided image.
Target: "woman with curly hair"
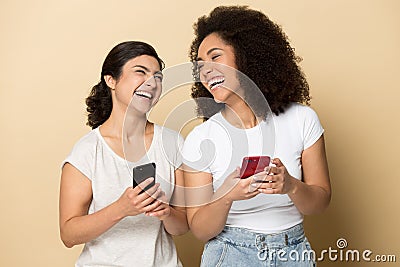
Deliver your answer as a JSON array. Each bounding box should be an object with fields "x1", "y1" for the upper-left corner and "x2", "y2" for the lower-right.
[
  {"x1": 59, "y1": 41, "x2": 188, "y2": 266},
  {"x1": 182, "y1": 6, "x2": 330, "y2": 266}
]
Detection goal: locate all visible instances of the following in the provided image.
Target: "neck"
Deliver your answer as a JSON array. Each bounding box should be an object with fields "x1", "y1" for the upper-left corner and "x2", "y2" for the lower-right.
[
  {"x1": 101, "y1": 105, "x2": 148, "y2": 139},
  {"x1": 124, "y1": 111, "x2": 149, "y2": 138},
  {"x1": 222, "y1": 100, "x2": 260, "y2": 129}
]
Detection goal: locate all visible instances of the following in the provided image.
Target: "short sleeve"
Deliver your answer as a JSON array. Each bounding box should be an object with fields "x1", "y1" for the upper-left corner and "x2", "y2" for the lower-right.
[
  {"x1": 174, "y1": 133, "x2": 185, "y2": 169},
  {"x1": 181, "y1": 127, "x2": 213, "y2": 173},
  {"x1": 61, "y1": 133, "x2": 95, "y2": 180},
  {"x1": 298, "y1": 106, "x2": 325, "y2": 150},
  {"x1": 157, "y1": 125, "x2": 185, "y2": 170}
]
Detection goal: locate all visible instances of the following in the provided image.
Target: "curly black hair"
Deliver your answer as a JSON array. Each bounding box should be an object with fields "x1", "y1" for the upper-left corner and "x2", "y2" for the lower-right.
[
  {"x1": 86, "y1": 41, "x2": 164, "y2": 129},
  {"x1": 189, "y1": 5, "x2": 310, "y2": 119}
]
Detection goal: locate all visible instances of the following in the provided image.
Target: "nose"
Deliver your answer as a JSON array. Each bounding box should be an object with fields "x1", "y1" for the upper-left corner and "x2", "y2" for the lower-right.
[
  {"x1": 144, "y1": 75, "x2": 157, "y2": 89},
  {"x1": 202, "y1": 61, "x2": 213, "y2": 75},
  {"x1": 199, "y1": 61, "x2": 214, "y2": 82}
]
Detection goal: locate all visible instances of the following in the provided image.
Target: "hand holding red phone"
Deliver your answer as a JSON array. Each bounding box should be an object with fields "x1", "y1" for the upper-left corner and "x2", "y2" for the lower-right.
[
  {"x1": 217, "y1": 167, "x2": 260, "y2": 202},
  {"x1": 256, "y1": 158, "x2": 296, "y2": 194}
]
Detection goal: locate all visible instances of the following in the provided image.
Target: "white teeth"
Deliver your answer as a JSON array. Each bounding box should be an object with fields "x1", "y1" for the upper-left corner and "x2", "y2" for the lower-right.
[
  {"x1": 134, "y1": 90, "x2": 152, "y2": 99},
  {"x1": 207, "y1": 77, "x2": 225, "y2": 90}
]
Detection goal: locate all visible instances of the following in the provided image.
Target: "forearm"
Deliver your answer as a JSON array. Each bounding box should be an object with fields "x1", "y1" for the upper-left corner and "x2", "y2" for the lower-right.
[
  {"x1": 288, "y1": 178, "x2": 331, "y2": 215},
  {"x1": 162, "y1": 207, "x2": 189, "y2": 236},
  {"x1": 189, "y1": 190, "x2": 233, "y2": 242},
  {"x1": 60, "y1": 201, "x2": 124, "y2": 248}
]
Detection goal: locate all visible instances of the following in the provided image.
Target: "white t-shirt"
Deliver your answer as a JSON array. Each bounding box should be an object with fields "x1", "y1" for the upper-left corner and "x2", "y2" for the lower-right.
[
  {"x1": 182, "y1": 103, "x2": 324, "y2": 233},
  {"x1": 62, "y1": 124, "x2": 184, "y2": 267}
]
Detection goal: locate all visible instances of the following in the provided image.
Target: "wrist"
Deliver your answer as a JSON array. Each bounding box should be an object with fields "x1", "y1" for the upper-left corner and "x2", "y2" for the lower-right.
[
  {"x1": 110, "y1": 199, "x2": 126, "y2": 222},
  {"x1": 217, "y1": 191, "x2": 234, "y2": 207},
  {"x1": 161, "y1": 207, "x2": 172, "y2": 221},
  {"x1": 215, "y1": 179, "x2": 236, "y2": 204},
  {"x1": 288, "y1": 177, "x2": 299, "y2": 195}
]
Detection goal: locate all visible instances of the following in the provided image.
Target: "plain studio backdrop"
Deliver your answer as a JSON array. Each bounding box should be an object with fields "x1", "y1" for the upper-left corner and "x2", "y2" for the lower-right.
[{"x1": 1, "y1": 1, "x2": 399, "y2": 266}]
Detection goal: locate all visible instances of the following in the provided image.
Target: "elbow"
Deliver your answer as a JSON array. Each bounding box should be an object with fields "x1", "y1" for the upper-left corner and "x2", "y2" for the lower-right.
[
  {"x1": 61, "y1": 236, "x2": 75, "y2": 248},
  {"x1": 319, "y1": 188, "x2": 332, "y2": 212},
  {"x1": 177, "y1": 224, "x2": 190, "y2": 236},
  {"x1": 174, "y1": 229, "x2": 189, "y2": 236},
  {"x1": 60, "y1": 230, "x2": 78, "y2": 248},
  {"x1": 167, "y1": 226, "x2": 189, "y2": 236},
  {"x1": 301, "y1": 194, "x2": 331, "y2": 216},
  {"x1": 189, "y1": 226, "x2": 216, "y2": 243},
  {"x1": 194, "y1": 232, "x2": 213, "y2": 243},
  {"x1": 187, "y1": 218, "x2": 222, "y2": 242},
  {"x1": 62, "y1": 241, "x2": 75, "y2": 249},
  {"x1": 198, "y1": 235, "x2": 212, "y2": 243}
]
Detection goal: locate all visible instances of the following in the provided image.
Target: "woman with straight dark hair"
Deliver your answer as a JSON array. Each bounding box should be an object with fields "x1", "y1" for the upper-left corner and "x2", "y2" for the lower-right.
[{"x1": 59, "y1": 41, "x2": 188, "y2": 266}]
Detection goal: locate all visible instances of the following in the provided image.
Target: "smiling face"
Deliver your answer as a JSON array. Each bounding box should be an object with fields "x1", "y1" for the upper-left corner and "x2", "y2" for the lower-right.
[
  {"x1": 105, "y1": 55, "x2": 163, "y2": 114},
  {"x1": 197, "y1": 32, "x2": 243, "y2": 104}
]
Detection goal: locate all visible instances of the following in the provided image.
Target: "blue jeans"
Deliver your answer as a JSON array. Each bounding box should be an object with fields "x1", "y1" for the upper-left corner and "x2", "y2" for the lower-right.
[{"x1": 201, "y1": 223, "x2": 316, "y2": 267}]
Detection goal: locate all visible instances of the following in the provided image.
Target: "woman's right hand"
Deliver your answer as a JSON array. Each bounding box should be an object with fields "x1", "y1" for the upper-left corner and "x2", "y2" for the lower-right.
[
  {"x1": 218, "y1": 167, "x2": 261, "y2": 202},
  {"x1": 116, "y1": 178, "x2": 163, "y2": 217}
]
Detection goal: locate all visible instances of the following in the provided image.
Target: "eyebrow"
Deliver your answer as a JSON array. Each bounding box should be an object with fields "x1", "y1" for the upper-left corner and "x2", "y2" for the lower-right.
[
  {"x1": 196, "y1": 48, "x2": 223, "y2": 61},
  {"x1": 154, "y1": 71, "x2": 163, "y2": 77},
  {"x1": 132, "y1": 65, "x2": 162, "y2": 76}
]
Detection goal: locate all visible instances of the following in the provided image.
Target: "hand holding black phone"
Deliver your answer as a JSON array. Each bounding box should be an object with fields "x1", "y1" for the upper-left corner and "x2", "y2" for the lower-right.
[{"x1": 132, "y1": 162, "x2": 156, "y2": 194}]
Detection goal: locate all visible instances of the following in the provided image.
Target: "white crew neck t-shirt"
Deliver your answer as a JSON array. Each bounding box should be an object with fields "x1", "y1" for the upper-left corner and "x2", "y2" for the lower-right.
[
  {"x1": 62, "y1": 124, "x2": 184, "y2": 267},
  {"x1": 182, "y1": 103, "x2": 324, "y2": 233}
]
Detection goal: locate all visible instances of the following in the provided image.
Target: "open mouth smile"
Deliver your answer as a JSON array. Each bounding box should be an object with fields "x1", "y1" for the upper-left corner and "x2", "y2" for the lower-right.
[
  {"x1": 207, "y1": 76, "x2": 225, "y2": 91},
  {"x1": 134, "y1": 90, "x2": 153, "y2": 99}
]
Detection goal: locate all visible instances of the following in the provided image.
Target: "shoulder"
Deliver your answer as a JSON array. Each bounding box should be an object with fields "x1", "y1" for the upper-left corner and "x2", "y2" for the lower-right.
[
  {"x1": 154, "y1": 125, "x2": 184, "y2": 157},
  {"x1": 275, "y1": 103, "x2": 320, "y2": 122},
  {"x1": 70, "y1": 128, "x2": 100, "y2": 153},
  {"x1": 292, "y1": 103, "x2": 319, "y2": 117},
  {"x1": 282, "y1": 103, "x2": 324, "y2": 148},
  {"x1": 185, "y1": 113, "x2": 222, "y2": 139},
  {"x1": 61, "y1": 129, "x2": 100, "y2": 178},
  {"x1": 65, "y1": 129, "x2": 100, "y2": 163},
  {"x1": 155, "y1": 124, "x2": 184, "y2": 144}
]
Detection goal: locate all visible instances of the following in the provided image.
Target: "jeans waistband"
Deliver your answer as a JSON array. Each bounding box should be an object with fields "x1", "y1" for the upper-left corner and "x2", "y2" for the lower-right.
[{"x1": 215, "y1": 223, "x2": 305, "y2": 249}]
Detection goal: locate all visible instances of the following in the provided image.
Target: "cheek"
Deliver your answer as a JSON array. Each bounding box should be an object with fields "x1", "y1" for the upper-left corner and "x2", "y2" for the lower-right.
[
  {"x1": 154, "y1": 89, "x2": 162, "y2": 100},
  {"x1": 201, "y1": 81, "x2": 209, "y2": 91}
]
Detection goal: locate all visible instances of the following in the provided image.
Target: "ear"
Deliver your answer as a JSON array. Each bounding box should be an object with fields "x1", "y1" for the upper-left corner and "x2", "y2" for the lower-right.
[{"x1": 104, "y1": 75, "x2": 116, "y2": 90}]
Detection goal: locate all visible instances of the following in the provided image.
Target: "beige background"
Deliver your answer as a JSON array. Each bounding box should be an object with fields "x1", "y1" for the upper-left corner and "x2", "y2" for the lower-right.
[{"x1": 1, "y1": 0, "x2": 399, "y2": 266}]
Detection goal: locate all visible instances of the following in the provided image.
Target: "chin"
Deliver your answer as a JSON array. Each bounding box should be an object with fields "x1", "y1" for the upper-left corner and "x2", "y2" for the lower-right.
[
  {"x1": 127, "y1": 104, "x2": 152, "y2": 115},
  {"x1": 214, "y1": 98, "x2": 225, "y2": 104}
]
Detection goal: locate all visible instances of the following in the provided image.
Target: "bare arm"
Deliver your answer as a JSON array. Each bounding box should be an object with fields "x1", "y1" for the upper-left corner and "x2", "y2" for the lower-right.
[
  {"x1": 146, "y1": 168, "x2": 189, "y2": 236},
  {"x1": 59, "y1": 163, "x2": 162, "y2": 248},
  {"x1": 184, "y1": 166, "x2": 259, "y2": 242},
  {"x1": 258, "y1": 135, "x2": 331, "y2": 215}
]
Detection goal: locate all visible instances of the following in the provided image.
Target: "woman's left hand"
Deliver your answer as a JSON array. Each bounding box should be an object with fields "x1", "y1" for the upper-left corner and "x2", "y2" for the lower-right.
[
  {"x1": 145, "y1": 192, "x2": 171, "y2": 220},
  {"x1": 255, "y1": 158, "x2": 296, "y2": 194}
]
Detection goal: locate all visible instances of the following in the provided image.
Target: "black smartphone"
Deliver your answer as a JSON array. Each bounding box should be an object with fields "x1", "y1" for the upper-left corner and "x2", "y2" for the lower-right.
[{"x1": 132, "y1": 162, "x2": 156, "y2": 193}]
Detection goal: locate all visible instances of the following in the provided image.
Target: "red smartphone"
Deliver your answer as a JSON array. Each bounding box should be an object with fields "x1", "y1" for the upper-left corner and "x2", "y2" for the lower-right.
[{"x1": 239, "y1": 156, "x2": 271, "y2": 178}]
